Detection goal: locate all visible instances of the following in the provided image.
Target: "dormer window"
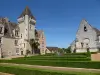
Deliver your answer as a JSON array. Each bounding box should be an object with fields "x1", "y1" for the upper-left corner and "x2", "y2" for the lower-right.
[
  {"x1": 84, "y1": 25, "x2": 87, "y2": 32},
  {"x1": 15, "y1": 30, "x2": 19, "y2": 37}
]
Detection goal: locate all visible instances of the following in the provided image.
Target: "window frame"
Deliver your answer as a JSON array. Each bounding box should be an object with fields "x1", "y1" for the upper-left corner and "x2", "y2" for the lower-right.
[
  {"x1": 0, "y1": 37, "x2": 1, "y2": 43},
  {"x1": 15, "y1": 40, "x2": 18, "y2": 46},
  {"x1": 84, "y1": 25, "x2": 87, "y2": 32},
  {"x1": 15, "y1": 30, "x2": 19, "y2": 37},
  {"x1": 16, "y1": 48, "x2": 19, "y2": 53}
]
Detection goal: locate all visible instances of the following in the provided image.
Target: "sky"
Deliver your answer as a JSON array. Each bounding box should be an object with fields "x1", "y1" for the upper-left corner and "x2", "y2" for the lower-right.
[{"x1": 0, "y1": 0, "x2": 100, "y2": 48}]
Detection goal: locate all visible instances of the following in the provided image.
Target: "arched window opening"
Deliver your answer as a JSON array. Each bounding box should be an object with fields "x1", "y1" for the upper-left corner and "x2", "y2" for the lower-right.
[{"x1": 84, "y1": 25, "x2": 87, "y2": 32}]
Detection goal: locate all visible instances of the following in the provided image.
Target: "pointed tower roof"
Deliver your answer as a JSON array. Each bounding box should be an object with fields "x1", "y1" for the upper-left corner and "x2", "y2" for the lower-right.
[{"x1": 18, "y1": 6, "x2": 36, "y2": 20}]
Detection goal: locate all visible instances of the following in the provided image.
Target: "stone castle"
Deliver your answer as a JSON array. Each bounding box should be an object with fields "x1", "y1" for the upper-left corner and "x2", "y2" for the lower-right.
[{"x1": 0, "y1": 6, "x2": 46, "y2": 58}]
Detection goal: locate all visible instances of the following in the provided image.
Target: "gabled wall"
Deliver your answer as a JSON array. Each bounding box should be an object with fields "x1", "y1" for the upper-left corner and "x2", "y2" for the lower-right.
[{"x1": 71, "y1": 19, "x2": 98, "y2": 53}]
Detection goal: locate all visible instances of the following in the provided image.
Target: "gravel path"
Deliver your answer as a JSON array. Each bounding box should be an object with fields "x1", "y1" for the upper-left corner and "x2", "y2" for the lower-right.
[
  {"x1": 0, "y1": 72, "x2": 14, "y2": 75},
  {"x1": 0, "y1": 63, "x2": 100, "y2": 73}
]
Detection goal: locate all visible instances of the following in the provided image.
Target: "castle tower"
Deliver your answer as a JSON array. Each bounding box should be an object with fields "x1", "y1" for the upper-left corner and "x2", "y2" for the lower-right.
[{"x1": 17, "y1": 6, "x2": 36, "y2": 55}]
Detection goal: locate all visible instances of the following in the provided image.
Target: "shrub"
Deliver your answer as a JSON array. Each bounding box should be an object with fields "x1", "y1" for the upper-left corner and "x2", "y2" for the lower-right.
[
  {"x1": 0, "y1": 66, "x2": 75, "y2": 75},
  {"x1": 0, "y1": 60, "x2": 100, "y2": 69},
  {"x1": 66, "y1": 46, "x2": 71, "y2": 53},
  {"x1": 14, "y1": 58, "x2": 90, "y2": 61},
  {"x1": 44, "y1": 53, "x2": 55, "y2": 56},
  {"x1": 87, "y1": 48, "x2": 91, "y2": 57}
]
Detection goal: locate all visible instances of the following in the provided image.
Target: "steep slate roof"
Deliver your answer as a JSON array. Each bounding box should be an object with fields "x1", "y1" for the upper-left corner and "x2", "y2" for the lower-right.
[
  {"x1": 37, "y1": 30, "x2": 43, "y2": 38},
  {"x1": 0, "y1": 17, "x2": 7, "y2": 24},
  {"x1": 88, "y1": 24, "x2": 100, "y2": 36},
  {"x1": 92, "y1": 27, "x2": 100, "y2": 36},
  {"x1": 70, "y1": 39, "x2": 76, "y2": 46},
  {"x1": 19, "y1": 6, "x2": 36, "y2": 20},
  {"x1": 0, "y1": 17, "x2": 18, "y2": 38},
  {"x1": 8, "y1": 22, "x2": 19, "y2": 38},
  {"x1": 46, "y1": 47, "x2": 59, "y2": 52},
  {"x1": 35, "y1": 30, "x2": 44, "y2": 40}
]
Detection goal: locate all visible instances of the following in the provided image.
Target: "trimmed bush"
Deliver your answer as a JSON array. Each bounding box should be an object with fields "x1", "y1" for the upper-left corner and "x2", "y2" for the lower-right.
[
  {"x1": 87, "y1": 49, "x2": 91, "y2": 57},
  {"x1": 12, "y1": 55, "x2": 90, "y2": 61},
  {"x1": 0, "y1": 66, "x2": 75, "y2": 75},
  {"x1": 12, "y1": 58, "x2": 90, "y2": 61},
  {"x1": 0, "y1": 60, "x2": 100, "y2": 69},
  {"x1": 43, "y1": 53, "x2": 55, "y2": 56},
  {"x1": 40, "y1": 53, "x2": 88, "y2": 57},
  {"x1": 0, "y1": 65, "x2": 99, "y2": 75}
]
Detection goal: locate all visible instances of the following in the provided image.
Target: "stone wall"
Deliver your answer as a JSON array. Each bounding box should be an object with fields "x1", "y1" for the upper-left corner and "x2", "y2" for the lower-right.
[
  {"x1": 2, "y1": 37, "x2": 16, "y2": 57},
  {"x1": 91, "y1": 53, "x2": 100, "y2": 61}
]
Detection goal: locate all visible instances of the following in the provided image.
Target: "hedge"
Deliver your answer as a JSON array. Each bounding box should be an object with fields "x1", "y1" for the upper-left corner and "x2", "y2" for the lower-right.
[
  {"x1": 0, "y1": 66, "x2": 75, "y2": 75},
  {"x1": 0, "y1": 65, "x2": 99, "y2": 75},
  {"x1": 12, "y1": 58, "x2": 90, "y2": 61},
  {"x1": 0, "y1": 60, "x2": 100, "y2": 69},
  {"x1": 40, "y1": 53, "x2": 88, "y2": 56},
  {"x1": 64, "y1": 53, "x2": 87, "y2": 55},
  {"x1": 27, "y1": 55, "x2": 87, "y2": 58},
  {"x1": 14, "y1": 55, "x2": 88, "y2": 60}
]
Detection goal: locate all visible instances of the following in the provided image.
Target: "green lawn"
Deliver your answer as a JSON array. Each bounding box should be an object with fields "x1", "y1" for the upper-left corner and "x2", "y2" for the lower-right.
[
  {"x1": 0, "y1": 53, "x2": 100, "y2": 69},
  {"x1": 0, "y1": 53, "x2": 100, "y2": 75},
  {"x1": 0, "y1": 65, "x2": 99, "y2": 75},
  {"x1": 0, "y1": 60, "x2": 100, "y2": 69}
]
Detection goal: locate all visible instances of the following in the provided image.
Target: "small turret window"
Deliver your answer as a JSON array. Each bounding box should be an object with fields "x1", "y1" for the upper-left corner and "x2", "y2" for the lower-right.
[
  {"x1": 15, "y1": 40, "x2": 18, "y2": 46},
  {"x1": 21, "y1": 34, "x2": 22, "y2": 38},
  {"x1": 30, "y1": 25, "x2": 32, "y2": 30},
  {"x1": 0, "y1": 37, "x2": 1, "y2": 43},
  {"x1": 84, "y1": 25, "x2": 87, "y2": 32}
]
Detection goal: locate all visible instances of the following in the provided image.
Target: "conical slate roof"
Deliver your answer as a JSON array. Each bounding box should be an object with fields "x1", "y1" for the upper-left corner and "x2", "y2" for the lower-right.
[{"x1": 19, "y1": 6, "x2": 36, "y2": 20}]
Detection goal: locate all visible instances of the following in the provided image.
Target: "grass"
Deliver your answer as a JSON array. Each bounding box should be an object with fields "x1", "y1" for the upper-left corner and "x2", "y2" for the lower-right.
[
  {"x1": 0, "y1": 53, "x2": 99, "y2": 75},
  {"x1": 0, "y1": 53, "x2": 99, "y2": 69},
  {"x1": 0, "y1": 65, "x2": 99, "y2": 75},
  {"x1": 0, "y1": 58, "x2": 100, "y2": 69}
]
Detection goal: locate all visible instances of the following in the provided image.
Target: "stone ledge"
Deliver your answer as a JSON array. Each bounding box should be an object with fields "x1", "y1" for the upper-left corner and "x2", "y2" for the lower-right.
[{"x1": 91, "y1": 53, "x2": 100, "y2": 61}]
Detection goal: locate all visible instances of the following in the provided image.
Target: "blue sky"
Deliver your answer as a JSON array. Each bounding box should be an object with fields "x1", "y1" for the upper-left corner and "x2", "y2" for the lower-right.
[{"x1": 0, "y1": 0, "x2": 100, "y2": 48}]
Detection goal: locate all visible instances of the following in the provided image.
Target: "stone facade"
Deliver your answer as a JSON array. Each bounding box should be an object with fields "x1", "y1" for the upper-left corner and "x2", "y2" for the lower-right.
[
  {"x1": 71, "y1": 19, "x2": 100, "y2": 53},
  {"x1": 0, "y1": 6, "x2": 46, "y2": 58},
  {"x1": 37, "y1": 30, "x2": 46, "y2": 55}
]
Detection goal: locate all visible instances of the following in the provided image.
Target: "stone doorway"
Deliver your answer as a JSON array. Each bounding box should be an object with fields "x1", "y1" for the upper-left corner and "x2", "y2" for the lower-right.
[{"x1": 21, "y1": 51, "x2": 23, "y2": 55}]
